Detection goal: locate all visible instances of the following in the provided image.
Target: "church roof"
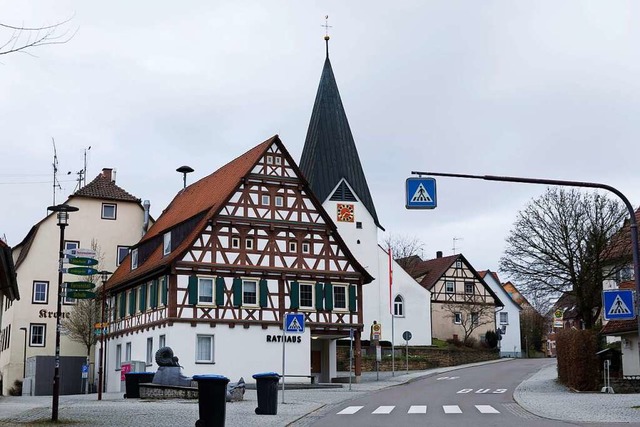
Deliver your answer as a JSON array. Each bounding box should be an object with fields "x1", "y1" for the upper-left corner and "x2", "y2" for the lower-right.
[{"x1": 299, "y1": 50, "x2": 382, "y2": 230}]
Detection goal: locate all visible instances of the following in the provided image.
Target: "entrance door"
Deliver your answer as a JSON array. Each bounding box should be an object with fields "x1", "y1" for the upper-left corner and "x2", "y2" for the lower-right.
[{"x1": 311, "y1": 350, "x2": 322, "y2": 373}]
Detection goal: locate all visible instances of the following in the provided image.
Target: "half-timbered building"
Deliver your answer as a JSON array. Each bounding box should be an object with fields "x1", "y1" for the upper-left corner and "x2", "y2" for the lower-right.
[
  {"x1": 409, "y1": 252, "x2": 503, "y2": 344},
  {"x1": 299, "y1": 37, "x2": 432, "y2": 346},
  {"x1": 104, "y1": 136, "x2": 372, "y2": 390}
]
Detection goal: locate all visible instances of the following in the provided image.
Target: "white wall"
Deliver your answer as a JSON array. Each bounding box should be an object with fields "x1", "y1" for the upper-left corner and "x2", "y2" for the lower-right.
[
  {"x1": 622, "y1": 335, "x2": 640, "y2": 377},
  {"x1": 482, "y1": 273, "x2": 522, "y2": 357}
]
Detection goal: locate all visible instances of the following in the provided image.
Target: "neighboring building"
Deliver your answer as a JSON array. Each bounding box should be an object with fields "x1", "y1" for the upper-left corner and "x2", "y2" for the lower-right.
[
  {"x1": 299, "y1": 38, "x2": 432, "y2": 346},
  {"x1": 0, "y1": 169, "x2": 150, "y2": 396},
  {"x1": 104, "y1": 135, "x2": 373, "y2": 390},
  {"x1": 501, "y1": 281, "x2": 530, "y2": 308},
  {"x1": 408, "y1": 252, "x2": 502, "y2": 344},
  {"x1": 0, "y1": 239, "x2": 18, "y2": 394},
  {"x1": 601, "y1": 282, "x2": 639, "y2": 376},
  {"x1": 479, "y1": 270, "x2": 522, "y2": 357}
]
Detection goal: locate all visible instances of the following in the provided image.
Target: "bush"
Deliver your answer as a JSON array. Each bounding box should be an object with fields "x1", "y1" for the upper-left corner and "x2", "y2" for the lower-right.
[
  {"x1": 556, "y1": 329, "x2": 599, "y2": 391},
  {"x1": 8, "y1": 379, "x2": 22, "y2": 396},
  {"x1": 485, "y1": 330, "x2": 499, "y2": 349},
  {"x1": 446, "y1": 336, "x2": 463, "y2": 347},
  {"x1": 464, "y1": 337, "x2": 478, "y2": 348}
]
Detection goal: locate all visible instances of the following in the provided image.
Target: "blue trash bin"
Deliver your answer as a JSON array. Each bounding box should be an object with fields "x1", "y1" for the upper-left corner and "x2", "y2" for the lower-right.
[
  {"x1": 252, "y1": 372, "x2": 280, "y2": 415},
  {"x1": 193, "y1": 374, "x2": 229, "y2": 427}
]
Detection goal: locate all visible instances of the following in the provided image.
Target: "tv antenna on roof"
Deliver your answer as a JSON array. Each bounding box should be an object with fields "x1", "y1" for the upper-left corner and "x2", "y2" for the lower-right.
[
  {"x1": 176, "y1": 165, "x2": 194, "y2": 189},
  {"x1": 452, "y1": 237, "x2": 463, "y2": 254}
]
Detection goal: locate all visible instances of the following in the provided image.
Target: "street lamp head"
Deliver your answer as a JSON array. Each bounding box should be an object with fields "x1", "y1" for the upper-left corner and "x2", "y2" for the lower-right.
[
  {"x1": 47, "y1": 204, "x2": 79, "y2": 226},
  {"x1": 99, "y1": 270, "x2": 112, "y2": 282}
]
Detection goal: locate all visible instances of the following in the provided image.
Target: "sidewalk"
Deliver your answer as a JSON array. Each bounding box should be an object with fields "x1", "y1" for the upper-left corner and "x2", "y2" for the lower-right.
[{"x1": 0, "y1": 358, "x2": 638, "y2": 426}]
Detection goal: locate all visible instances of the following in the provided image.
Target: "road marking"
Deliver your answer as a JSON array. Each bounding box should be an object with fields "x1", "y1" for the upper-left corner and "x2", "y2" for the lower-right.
[
  {"x1": 443, "y1": 405, "x2": 462, "y2": 414},
  {"x1": 372, "y1": 406, "x2": 395, "y2": 414},
  {"x1": 337, "y1": 406, "x2": 364, "y2": 415},
  {"x1": 408, "y1": 405, "x2": 427, "y2": 414},
  {"x1": 476, "y1": 405, "x2": 500, "y2": 414},
  {"x1": 437, "y1": 376, "x2": 459, "y2": 380}
]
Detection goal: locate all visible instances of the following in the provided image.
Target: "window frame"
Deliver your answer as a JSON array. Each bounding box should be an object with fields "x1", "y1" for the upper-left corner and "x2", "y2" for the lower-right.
[
  {"x1": 393, "y1": 294, "x2": 404, "y2": 317},
  {"x1": 274, "y1": 156, "x2": 282, "y2": 165},
  {"x1": 445, "y1": 281, "x2": 455, "y2": 293},
  {"x1": 64, "y1": 240, "x2": 79, "y2": 252},
  {"x1": 453, "y1": 312, "x2": 462, "y2": 324},
  {"x1": 146, "y1": 337, "x2": 153, "y2": 366},
  {"x1": 245, "y1": 237, "x2": 254, "y2": 250},
  {"x1": 196, "y1": 334, "x2": 215, "y2": 364},
  {"x1": 115, "y1": 344, "x2": 122, "y2": 369},
  {"x1": 125, "y1": 342, "x2": 132, "y2": 362},
  {"x1": 117, "y1": 246, "x2": 130, "y2": 266},
  {"x1": 464, "y1": 282, "x2": 474, "y2": 294},
  {"x1": 231, "y1": 237, "x2": 240, "y2": 249},
  {"x1": 198, "y1": 277, "x2": 214, "y2": 304},
  {"x1": 29, "y1": 323, "x2": 46, "y2": 347},
  {"x1": 159, "y1": 334, "x2": 166, "y2": 349},
  {"x1": 274, "y1": 195, "x2": 284, "y2": 207},
  {"x1": 261, "y1": 194, "x2": 270, "y2": 205},
  {"x1": 455, "y1": 260, "x2": 462, "y2": 268},
  {"x1": 289, "y1": 241, "x2": 297, "y2": 252},
  {"x1": 131, "y1": 248, "x2": 139, "y2": 270},
  {"x1": 163, "y1": 232, "x2": 171, "y2": 256},
  {"x1": 471, "y1": 312, "x2": 479, "y2": 325},
  {"x1": 500, "y1": 312, "x2": 509, "y2": 325},
  {"x1": 32, "y1": 281, "x2": 49, "y2": 304},
  {"x1": 242, "y1": 279, "x2": 258, "y2": 306},
  {"x1": 333, "y1": 285, "x2": 348, "y2": 310},
  {"x1": 101, "y1": 203, "x2": 117, "y2": 220},
  {"x1": 302, "y1": 242, "x2": 310, "y2": 254},
  {"x1": 299, "y1": 282, "x2": 314, "y2": 309},
  {"x1": 265, "y1": 155, "x2": 273, "y2": 165}
]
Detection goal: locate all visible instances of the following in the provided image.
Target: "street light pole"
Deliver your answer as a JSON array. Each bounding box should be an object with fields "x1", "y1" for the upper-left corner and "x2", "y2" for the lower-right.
[
  {"x1": 20, "y1": 327, "x2": 27, "y2": 379},
  {"x1": 412, "y1": 171, "x2": 640, "y2": 370},
  {"x1": 47, "y1": 204, "x2": 78, "y2": 422},
  {"x1": 97, "y1": 270, "x2": 111, "y2": 401}
]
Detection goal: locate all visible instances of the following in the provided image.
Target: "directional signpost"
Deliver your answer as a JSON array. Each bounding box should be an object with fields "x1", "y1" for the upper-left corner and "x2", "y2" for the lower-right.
[
  {"x1": 63, "y1": 248, "x2": 97, "y2": 258},
  {"x1": 62, "y1": 267, "x2": 99, "y2": 276},
  {"x1": 61, "y1": 249, "x2": 99, "y2": 301},
  {"x1": 405, "y1": 177, "x2": 437, "y2": 209},
  {"x1": 603, "y1": 289, "x2": 636, "y2": 321},
  {"x1": 65, "y1": 281, "x2": 96, "y2": 290},
  {"x1": 64, "y1": 257, "x2": 99, "y2": 267},
  {"x1": 66, "y1": 290, "x2": 96, "y2": 300}
]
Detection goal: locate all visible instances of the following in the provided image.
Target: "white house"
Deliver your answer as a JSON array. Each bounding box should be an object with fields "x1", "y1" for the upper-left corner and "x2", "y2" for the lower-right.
[
  {"x1": 0, "y1": 169, "x2": 150, "y2": 395},
  {"x1": 480, "y1": 270, "x2": 522, "y2": 357},
  {"x1": 298, "y1": 38, "x2": 432, "y2": 346}
]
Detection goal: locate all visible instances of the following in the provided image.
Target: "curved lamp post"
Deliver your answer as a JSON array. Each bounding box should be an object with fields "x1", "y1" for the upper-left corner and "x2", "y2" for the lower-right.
[{"x1": 47, "y1": 203, "x2": 78, "y2": 422}]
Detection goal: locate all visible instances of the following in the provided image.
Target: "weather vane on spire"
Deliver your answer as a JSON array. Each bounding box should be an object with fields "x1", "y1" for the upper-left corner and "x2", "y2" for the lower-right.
[{"x1": 322, "y1": 15, "x2": 332, "y2": 57}]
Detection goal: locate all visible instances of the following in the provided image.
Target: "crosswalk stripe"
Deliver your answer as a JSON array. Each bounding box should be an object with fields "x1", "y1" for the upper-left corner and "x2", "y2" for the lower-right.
[
  {"x1": 408, "y1": 405, "x2": 427, "y2": 414},
  {"x1": 337, "y1": 406, "x2": 364, "y2": 415},
  {"x1": 443, "y1": 405, "x2": 462, "y2": 414},
  {"x1": 475, "y1": 405, "x2": 500, "y2": 414},
  {"x1": 372, "y1": 406, "x2": 395, "y2": 414}
]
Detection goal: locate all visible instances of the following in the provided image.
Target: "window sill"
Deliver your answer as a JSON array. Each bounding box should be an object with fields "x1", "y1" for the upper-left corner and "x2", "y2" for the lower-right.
[{"x1": 195, "y1": 361, "x2": 215, "y2": 365}]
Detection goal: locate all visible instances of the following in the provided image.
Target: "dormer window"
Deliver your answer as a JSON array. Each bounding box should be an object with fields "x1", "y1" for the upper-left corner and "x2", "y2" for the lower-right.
[
  {"x1": 163, "y1": 232, "x2": 171, "y2": 256},
  {"x1": 131, "y1": 248, "x2": 139, "y2": 270},
  {"x1": 102, "y1": 203, "x2": 117, "y2": 220}
]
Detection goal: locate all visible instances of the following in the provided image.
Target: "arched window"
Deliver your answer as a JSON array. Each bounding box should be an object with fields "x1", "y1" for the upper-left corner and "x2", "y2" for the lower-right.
[{"x1": 394, "y1": 295, "x2": 404, "y2": 317}]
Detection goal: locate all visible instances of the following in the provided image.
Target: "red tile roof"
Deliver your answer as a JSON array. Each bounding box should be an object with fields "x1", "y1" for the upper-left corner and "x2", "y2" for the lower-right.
[
  {"x1": 73, "y1": 168, "x2": 140, "y2": 203},
  {"x1": 412, "y1": 254, "x2": 458, "y2": 290},
  {"x1": 601, "y1": 319, "x2": 637, "y2": 335}
]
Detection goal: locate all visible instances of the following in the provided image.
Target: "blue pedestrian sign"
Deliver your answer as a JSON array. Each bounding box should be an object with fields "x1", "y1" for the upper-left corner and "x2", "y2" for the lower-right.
[
  {"x1": 603, "y1": 289, "x2": 636, "y2": 321},
  {"x1": 284, "y1": 313, "x2": 305, "y2": 333},
  {"x1": 406, "y1": 177, "x2": 437, "y2": 209}
]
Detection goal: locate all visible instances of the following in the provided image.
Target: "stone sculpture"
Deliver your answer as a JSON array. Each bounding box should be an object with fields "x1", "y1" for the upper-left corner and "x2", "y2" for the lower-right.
[{"x1": 152, "y1": 347, "x2": 193, "y2": 387}]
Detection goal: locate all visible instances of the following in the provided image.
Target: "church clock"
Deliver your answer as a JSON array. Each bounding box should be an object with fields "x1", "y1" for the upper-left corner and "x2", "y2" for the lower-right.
[{"x1": 337, "y1": 203, "x2": 355, "y2": 222}]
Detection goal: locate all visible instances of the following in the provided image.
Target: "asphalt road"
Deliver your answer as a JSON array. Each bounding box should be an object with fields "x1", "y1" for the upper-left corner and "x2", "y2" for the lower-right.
[{"x1": 310, "y1": 359, "x2": 581, "y2": 427}]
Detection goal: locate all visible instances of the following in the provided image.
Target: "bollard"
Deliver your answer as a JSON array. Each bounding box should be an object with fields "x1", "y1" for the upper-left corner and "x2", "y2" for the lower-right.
[
  {"x1": 193, "y1": 374, "x2": 230, "y2": 427},
  {"x1": 252, "y1": 372, "x2": 280, "y2": 415}
]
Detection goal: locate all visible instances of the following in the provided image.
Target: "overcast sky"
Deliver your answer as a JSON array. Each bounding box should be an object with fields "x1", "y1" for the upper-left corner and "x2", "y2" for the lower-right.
[{"x1": 2, "y1": 1, "x2": 640, "y2": 281}]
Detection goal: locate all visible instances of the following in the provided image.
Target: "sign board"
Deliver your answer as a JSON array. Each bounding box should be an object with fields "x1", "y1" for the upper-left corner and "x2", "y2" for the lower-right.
[
  {"x1": 63, "y1": 248, "x2": 97, "y2": 258},
  {"x1": 65, "y1": 281, "x2": 96, "y2": 290},
  {"x1": 66, "y1": 290, "x2": 96, "y2": 299},
  {"x1": 284, "y1": 313, "x2": 305, "y2": 333},
  {"x1": 370, "y1": 322, "x2": 382, "y2": 341},
  {"x1": 603, "y1": 289, "x2": 636, "y2": 321},
  {"x1": 376, "y1": 345, "x2": 382, "y2": 362},
  {"x1": 553, "y1": 309, "x2": 564, "y2": 328},
  {"x1": 62, "y1": 267, "x2": 99, "y2": 276},
  {"x1": 405, "y1": 177, "x2": 437, "y2": 209},
  {"x1": 81, "y1": 364, "x2": 89, "y2": 379},
  {"x1": 121, "y1": 363, "x2": 131, "y2": 381},
  {"x1": 402, "y1": 330, "x2": 412, "y2": 341},
  {"x1": 64, "y1": 257, "x2": 99, "y2": 267}
]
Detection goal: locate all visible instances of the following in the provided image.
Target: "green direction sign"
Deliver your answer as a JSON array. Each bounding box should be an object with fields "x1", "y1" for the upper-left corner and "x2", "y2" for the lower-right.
[
  {"x1": 65, "y1": 281, "x2": 96, "y2": 290},
  {"x1": 68, "y1": 257, "x2": 98, "y2": 267},
  {"x1": 66, "y1": 290, "x2": 96, "y2": 299},
  {"x1": 63, "y1": 267, "x2": 99, "y2": 276}
]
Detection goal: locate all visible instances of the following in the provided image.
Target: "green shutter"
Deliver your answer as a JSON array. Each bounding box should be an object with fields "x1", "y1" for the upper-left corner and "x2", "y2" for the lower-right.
[
  {"x1": 315, "y1": 282, "x2": 324, "y2": 311},
  {"x1": 150, "y1": 280, "x2": 158, "y2": 309},
  {"x1": 188, "y1": 275, "x2": 198, "y2": 305},
  {"x1": 119, "y1": 293, "x2": 126, "y2": 319},
  {"x1": 324, "y1": 282, "x2": 334, "y2": 311},
  {"x1": 349, "y1": 285, "x2": 357, "y2": 312},
  {"x1": 161, "y1": 277, "x2": 168, "y2": 305},
  {"x1": 139, "y1": 284, "x2": 147, "y2": 311},
  {"x1": 128, "y1": 290, "x2": 136, "y2": 315},
  {"x1": 232, "y1": 277, "x2": 242, "y2": 307},
  {"x1": 215, "y1": 277, "x2": 225, "y2": 307},
  {"x1": 259, "y1": 279, "x2": 268, "y2": 308},
  {"x1": 290, "y1": 281, "x2": 300, "y2": 310}
]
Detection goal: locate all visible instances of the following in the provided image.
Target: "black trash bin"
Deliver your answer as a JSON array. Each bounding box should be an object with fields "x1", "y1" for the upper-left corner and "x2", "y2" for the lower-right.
[
  {"x1": 252, "y1": 372, "x2": 280, "y2": 415},
  {"x1": 124, "y1": 372, "x2": 156, "y2": 398},
  {"x1": 193, "y1": 374, "x2": 230, "y2": 427}
]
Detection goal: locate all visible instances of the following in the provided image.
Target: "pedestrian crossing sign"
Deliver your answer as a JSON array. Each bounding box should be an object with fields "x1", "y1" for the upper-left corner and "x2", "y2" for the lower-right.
[
  {"x1": 405, "y1": 177, "x2": 437, "y2": 209},
  {"x1": 603, "y1": 289, "x2": 635, "y2": 321},
  {"x1": 285, "y1": 313, "x2": 305, "y2": 333}
]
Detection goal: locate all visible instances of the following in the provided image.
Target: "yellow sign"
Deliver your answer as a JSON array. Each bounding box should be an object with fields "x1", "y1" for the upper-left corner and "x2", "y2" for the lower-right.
[{"x1": 370, "y1": 322, "x2": 382, "y2": 341}]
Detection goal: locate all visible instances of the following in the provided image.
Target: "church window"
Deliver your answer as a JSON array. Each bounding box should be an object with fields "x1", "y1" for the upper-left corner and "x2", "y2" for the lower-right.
[
  {"x1": 394, "y1": 295, "x2": 404, "y2": 317},
  {"x1": 356, "y1": 222, "x2": 362, "y2": 229}
]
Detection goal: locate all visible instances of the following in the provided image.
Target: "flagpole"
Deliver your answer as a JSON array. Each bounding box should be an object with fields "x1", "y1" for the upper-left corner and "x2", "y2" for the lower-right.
[{"x1": 389, "y1": 247, "x2": 395, "y2": 377}]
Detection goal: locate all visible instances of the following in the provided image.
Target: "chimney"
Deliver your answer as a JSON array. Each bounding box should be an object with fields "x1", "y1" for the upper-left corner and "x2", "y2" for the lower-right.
[
  {"x1": 102, "y1": 168, "x2": 113, "y2": 182},
  {"x1": 436, "y1": 251, "x2": 443, "y2": 258}
]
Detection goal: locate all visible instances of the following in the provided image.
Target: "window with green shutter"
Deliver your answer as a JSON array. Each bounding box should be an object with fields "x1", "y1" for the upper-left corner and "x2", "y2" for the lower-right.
[
  {"x1": 349, "y1": 285, "x2": 357, "y2": 312},
  {"x1": 128, "y1": 290, "x2": 136, "y2": 316},
  {"x1": 315, "y1": 282, "x2": 324, "y2": 311},
  {"x1": 119, "y1": 293, "x2": 126, "y2": 319},
  {"x1": 324, "y1": 282, "x2": 334, "y2": 311},
  {"x1": 139, "y1": 284, "x2": 147, "y2": 311},
  {"x1": 161, "y1": 277, "x2": 168, "y2": 305},
  {"x1": 188, "y1": 275, "x2": 198, "y2": 305},
  {"x1": 232, "y1": 278, "x2": 242, "y2": 307},
  {"x1": 215, "y1": 277, "x2": 225, "y2": 306},
  {"x1": 259, "y1": 279, "x2": 268, "y2": 308},
  {"x1": 289, "y1": 281, "x2": 299, "y2": 310},
  {"x1": 150, "y1": 280, "x2": 158, "y2": 309}
]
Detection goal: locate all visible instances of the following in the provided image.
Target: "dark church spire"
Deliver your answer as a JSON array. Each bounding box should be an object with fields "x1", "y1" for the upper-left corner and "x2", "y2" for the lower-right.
[{"x1": 299, "y1": 36, "x2": 383, "y2": 230}]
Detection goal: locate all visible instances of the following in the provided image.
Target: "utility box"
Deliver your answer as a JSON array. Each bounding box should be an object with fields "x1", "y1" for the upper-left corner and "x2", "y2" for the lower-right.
[
  {"x1": 23, "y1": 355, "x2": 85, "y2": 396},
  {"x1": 120, "y1": 360, "x2": 147, "y2": 392}
]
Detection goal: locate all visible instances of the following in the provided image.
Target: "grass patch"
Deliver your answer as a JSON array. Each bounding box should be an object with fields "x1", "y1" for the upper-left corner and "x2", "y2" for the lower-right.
[{"x1": 431, "y1": 338, "x2": 449, "y2": 348}]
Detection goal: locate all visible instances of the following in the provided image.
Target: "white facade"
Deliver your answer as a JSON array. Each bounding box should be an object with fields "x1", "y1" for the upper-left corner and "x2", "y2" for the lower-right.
[
  {"x1": 482, "y1": 272, "x2": 522, "y2": 357},
  {"x1": 322, "y1": 180, "x2": 432, "y2": 346}
]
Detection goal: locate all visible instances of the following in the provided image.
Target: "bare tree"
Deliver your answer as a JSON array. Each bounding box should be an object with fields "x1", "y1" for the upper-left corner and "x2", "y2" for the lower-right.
[
  {"x1": 500, "y1": 188, "x2": 628, "y2": 329},
  {"x1": 520, "y1": 306, "x2": 546, "y2": 356},
  {"x1": 0, "y1": 16, "x2": 75, "y2": 57},
  {"x1": 384, "y1": 233, "x2": 425, "y2": 275},
  {"x1": 441, "y1": 301, "x2": 496, "y2": 345}
]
